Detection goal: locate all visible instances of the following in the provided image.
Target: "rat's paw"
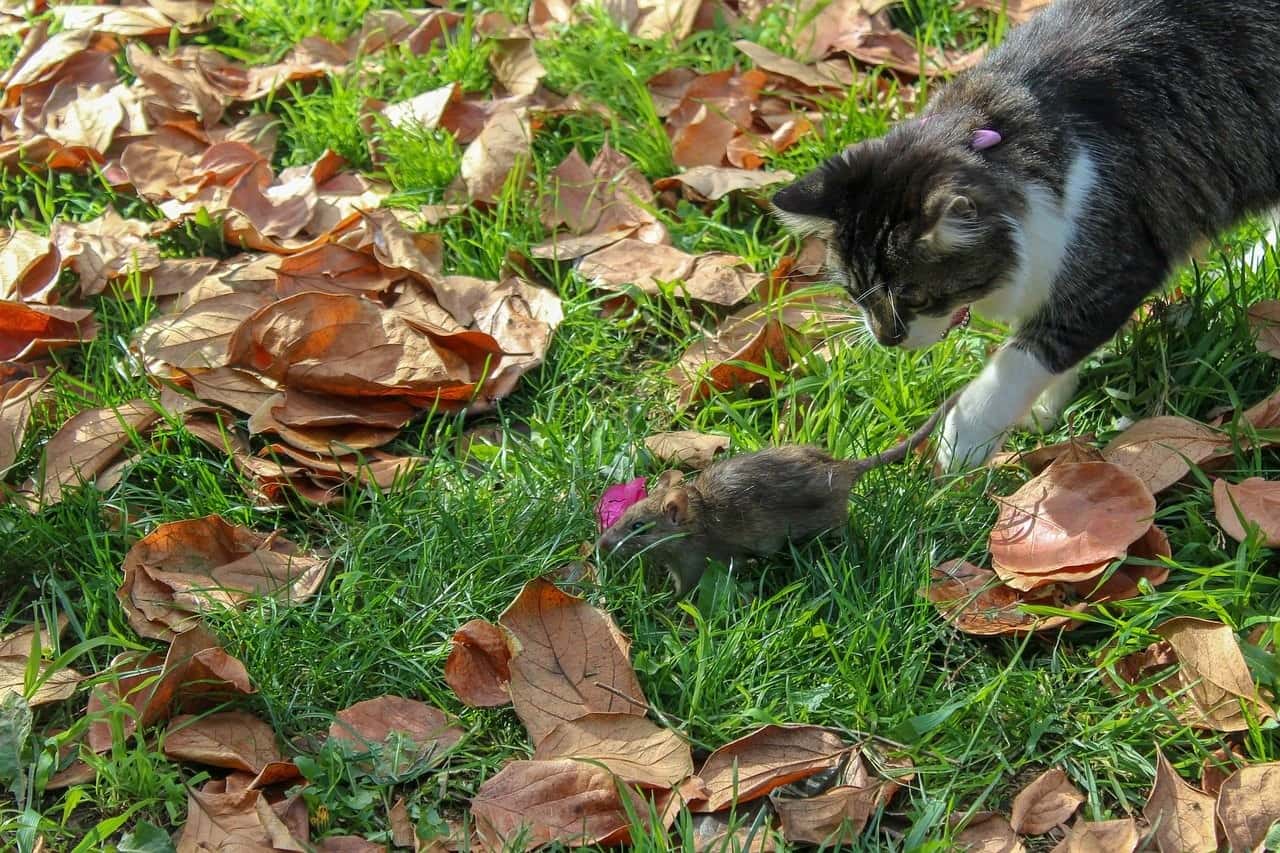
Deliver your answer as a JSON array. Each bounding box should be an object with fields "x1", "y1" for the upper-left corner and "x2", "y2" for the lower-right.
[{"x1": 937, "y1": 403, "x2": 1006, "y2": 474}]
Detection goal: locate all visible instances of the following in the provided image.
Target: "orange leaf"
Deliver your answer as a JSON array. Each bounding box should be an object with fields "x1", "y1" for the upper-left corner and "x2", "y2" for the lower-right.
[
  {"x1": 923, "y1": 560, "x2": 1084, "y2": 636},
  {"x1": 0, "y1": 301, "x2": 96, "y2": 361},
  {"x1": 695, "y1": 724, "x2": 850, "y2": 812},
  {"x1": 1213, "y1": 477, "x2": 1280, "y2": 546},
  {"x1": 327, "y1": 695, "x2": 463, "y2": 778},
  {"x1": 444, "y1": 619, "x2": 512, "y2": 708}
]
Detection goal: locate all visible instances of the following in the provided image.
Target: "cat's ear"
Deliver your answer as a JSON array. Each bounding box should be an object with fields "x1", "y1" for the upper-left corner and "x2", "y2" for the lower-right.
[
  {"x1": 770, "y1": 164, "x2": 842, "y2": 239},
  {"x1": 920, "y1": 193, "x2": 984, "y2": 252},
  {"x1": 661, "y1": 488, "x2": 689, "y2": 525}
]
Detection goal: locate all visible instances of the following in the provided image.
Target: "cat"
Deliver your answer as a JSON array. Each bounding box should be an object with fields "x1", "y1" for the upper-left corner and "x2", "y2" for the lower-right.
[{"x1": 771, "y1": 0, "x2": 1280, "y2": 472}]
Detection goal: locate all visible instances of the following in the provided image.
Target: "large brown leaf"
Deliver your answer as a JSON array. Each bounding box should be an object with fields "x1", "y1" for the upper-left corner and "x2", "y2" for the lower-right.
[
  {"x1": 1051, "y1": 818, "x2": 1138, "y2": 853},
  {"x1": 1008, "y1": 768, "x2": 1083, "y2": 835},
  {"x1": 444, "y1": 618, "x2": 512, "y2": 708},
  {"x1": 923, "y1": 560, "x2": 1085, "y2": 636},
  {"x1": 733, "y1": 40, "x2": 854, "y2": 90},
  {"x1": 653, "y1": 166, "x2": 793, "y2": 203},
  {"x1": 31, "y1": 400, "x2": 161, "y2": 505},
  {"x1": 1143, "y1": 748, "x2": 1217, "y2": 853},
  {"x1": 1213, "y1": 477, "x2": 1280, "y2": 546},
  {"x1": 118, "y1": 515, "x2": 328, "y2": 641},
  {"x1": 0, "y1": 655, "x2": 83, "y2": 707},
  {"x1": 532, "y1": 713, "x2": 693, "y2": 788},
  {"x1": 0, "y1": 230, "x2": 62, "y2": 302},
  {"x1": 0, "y1": 375, "x2": 48, "y2": 474},
  {"x1": 644, "y1": 431, "x2": 729, "y2": 469},
  {"x1": 460, "y1": 107, "x2": 531, "y2": 203},
  {"x1": 952, "y1": 813, "x2": 1025, "y2": 853},
  {"x1": 1248, "y1": 300, "x2": 1280, "y2": 358},
  {"x1": 772, "y1": 783, "x2": 892, "y2": 846},
  {"x1": 470, "y1": 758, "x2": 645, "y2": 851},
  {"x1": 1216, "y1": 762, "x2": 1280, "y2": 852},
  {"x1": 175, "y1": 780, "x2": 307, "y2": 853},
  {"x1": 137, "y1": 291, "x2": 273, "y2": 372},
  {"x1": 670, "y1": 307, "x2": 794, "y2": 406},
  {"x1": 499, "y1": 577, "x2": 647, "y2": 744},
  {"x1": 695, "y1": 725, "x2": 851, "y2": 812},
  {"x1": 668, "y1": 70, "x2": 767, "y2": 168},
  {"x1": 163, "y1": 711, "x2": 290, "y2": 775},
  {"x1": 326, "y1": 695, "x2": 463, "y2": 779},
  {"x1": 0, "y1": 301, "x2": 96, "y2": 361},
  {"x1": 989, "y1": 461, "x2": 1154, "y2": 576},
  {"x1": 51, "y1": 209, "x2": 159, "y2": 296},
  {"x1": 1101, "y1": 416, "x2": 1230, "y2": 496}
]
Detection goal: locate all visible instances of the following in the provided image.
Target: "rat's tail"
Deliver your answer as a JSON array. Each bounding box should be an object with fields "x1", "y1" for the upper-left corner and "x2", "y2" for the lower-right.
[{"x1": 846, "y1": 390, "x2": 962, "y2": 476}]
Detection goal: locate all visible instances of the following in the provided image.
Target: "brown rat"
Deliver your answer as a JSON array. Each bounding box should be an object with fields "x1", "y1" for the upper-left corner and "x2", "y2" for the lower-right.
[{"x1": 597, "y1": 393, "x2": 958, "y2": 594}]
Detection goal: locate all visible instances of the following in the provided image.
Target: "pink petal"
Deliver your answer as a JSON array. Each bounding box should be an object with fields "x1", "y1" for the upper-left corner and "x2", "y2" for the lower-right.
[{"x1": 596, "y1": 477, "x2": 647, "y2": 531}]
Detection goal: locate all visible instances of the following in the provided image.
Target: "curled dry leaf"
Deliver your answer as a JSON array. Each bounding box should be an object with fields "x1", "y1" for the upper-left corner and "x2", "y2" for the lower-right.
[
  {"x1": 1102, "y1": 416, "x2": 1230, "y2": 496},
  {"x1": 923, "y1": 560, "x2": 1085, "y2": 636},
  {"x1": 533, "y1": 712, "x2": 694, "y2": 788},
  {"x1": 1051, "y1": 818, "x2": 1138, "y2": 853},
  {"x1": 989, "y1": 461, "x2": 1154, "y2": 585},
  {"x1": 956, "y1": 0, "x2": 1051, "y2": 24},
  {"x1": 653, "y1": 165, "x2": 794, "y2": 202},
  {"x1": 1216, "y1": 762, "x2": 1280, "y2": 852},
  {"x1": 86, "y1": 625, "x2": 254, "y2": 753},
  {"x1": 772, "y1": 783, "x2": 893, "y2": 846},
  {"x1": 952, "y1": 813, "x2": 1025, "y2": 853},
  {"x1": 1009, "y1": 768, "x2": 1084, "y2": 835},
  {"x1": 460, "y1": 107, "x2": 531, "y2": 204},
  {"x1": 989, "y1": 436, "x2": 1102, "y2": 475},
  {"x1": 0, "y1": 301, "x2": 96, "y2": 361},
  {"x1": 327, "y1": 695, "x2": 463, "y2": 779},
  {"x1": 163, "y1": 711, "x2": 288, "y2": 775},
  {"x1": 470, "y1": 758, "x2": 645, "y2": 851},
  {"x1": 1247, "y1": 300, "x2": 1280, "y2": 358},
  {"x1": 118, "y1": 515, "x2": 328, "y2": 641},
  {"x1": 175, "y1": 779, "x2": 307, "y2": 853},
  {"x1": 670, "y1": 307, "x2": 794, "y2": 406},
  {"x1": 733, "y1": 39, "x2": 854, "y2": 90},
  {"x1": 0, "y1": 655, "x2": 82, "y2": 707},
  {"x1": 444, "y1": 618, "x2": 512, "y2": 708},
  {"x1": 1, "y1": 230, "x2": 62, "y2": 302},
  {"x1": 31, "y1": 400, "x2": 161, "y2": 506},
  {"x1": 644, "y1": 431, "x2": 729, "y2": 469},
  {"x1": 0, "y1": 374, "x2": 49, "y2": 475},
  {"x1": 1213, "y1": 477, "x2": 1280, "y2": 546},
  {"x1": 695, "y1": 725, "x2": 850, "y2": 813},
  {"x1": 498, "y1": 577, "x2": 648, "y2": 745},
  {"x1": 1143, "y1": 748, "x2": 1216, "y2": 853},
  {"x1": 688, "y1": 802, "x2": 780, "y2": 853}
]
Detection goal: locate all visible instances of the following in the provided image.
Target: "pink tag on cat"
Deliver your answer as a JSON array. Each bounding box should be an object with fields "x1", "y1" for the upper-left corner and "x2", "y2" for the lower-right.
[
  {"x1": 970, "y1": 129, "x2": 1002, "y2": 150},
  {"x1": 596, "y1": 477, "x2": 647, "y2": 531}
]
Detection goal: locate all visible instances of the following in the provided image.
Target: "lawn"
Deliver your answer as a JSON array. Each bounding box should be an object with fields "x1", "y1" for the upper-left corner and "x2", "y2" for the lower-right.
[{"x1": 1, "y1": 0, "x2": 1278, "y2": 850}]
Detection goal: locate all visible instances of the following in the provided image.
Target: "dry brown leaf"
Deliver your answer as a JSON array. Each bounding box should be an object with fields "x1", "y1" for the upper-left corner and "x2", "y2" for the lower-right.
[
  {"x1": 32, "y1": 400, "x2": 161, "y2": 505},
  {"x1": 644, "y1": 431, "x2": 729, "y2": 469},
  {"x1": 87, "y1": 625, "x2": 254, "y2": 753},
  {"x1": 1009, "y1": 768, "x2": 1084, "y2": 835},
  {"x1": 1101, "y1": 416, "x2": 1230, "y2": 496},
  {"x1": 1143, "y1": 748, "x2": 1216, "y2": 853},
  {"x1": 1216, "y1": 762, "x2": 1280, "y2": 852},
  {"x1": 498, "y1": 577, "x2": 647, "y2": 744},
  {"x1": 471, "y1": 758, "x2": 645, "y2": 851},
  {"x1": 734, "y1": 39, "x2": 854, "y2": 89},
  {"x1": 532, "y1": 713, "x2": 693, "y2": 788},
  {"x1": 138, "y1": 291, "x2": 273, "y2": 372},
  {"x1": 0, "y1": 614, "x2": 67, "y2": 658},
  {"x1": 1213, "y1": 477, "x2": 1280, "y2": 546},
  {"x1": 669, "y1": 69, "x2": 767, "y2": 168},
  {"x1": 175, "y1": 780, "x2": 307, "y2": 853},
  {"x1": 670, "y1": 307, "x2": 793, "y2": 405},
  {"x1": 772, "y1": 783, "x2": 892, "y2": 846},
  {"x1": 688, "y1": 806, "x2": 780, "y2": 853},
  {"x1": 989, "y1": 461, "x2": 1154, "y2": 586},
  {"x1": 0, "y1": 375, "x2": 48, "y2": 474},
  {"x1": 489, "y1": 37, "x2": 546, "y2": 96},
  {"x1": 1200, "y1": 745, "x2": 1247, "y2": 797},
  {"x1": 953, "y1": 813, "x2": 1025, "y2": 853},
  {"x1": 163, "y1": 711, "x2": 293, "y2": 777},
  {"x1": 389, "y1": 796, "x2": 414, "y2": 848},
  {"x1": 327, "y1": 695, "x2": 463, "y2": 777},
  {"x1": 0, "y1": 301, "x2": 96, "y2": 361},
  {"x1": 923, "y1": 560, "x2": 1084, "y2": 636},
  {"x1": 444, "y1": 618, "x2": 512, "y2": 708},
  {"x1": 695, "y1": 725, "x2": 850, "y2": 812},
  {"x1": 653, "y1": 166, "x2": 793, "y2": 202},
  {"x1": 1051, "y1": 818, "x2": 1138, "y2": 853},
  {"x1": 0, "y1": 230, "x2": 62, "y2": 302},
  {"x1": 118, "y1": 515, "x2": 328, "y2": 641},
  {"x1": 1074, "y1": 524, "x2": 1172, "y2": 605},
  {"x1": 1248, "y1": 301, "x2": 1280, "y2": 358},
  {"x1": 989, "y1": 436, "x2": 1102, "y2": 475},
  {"x1": 0, "y1": 655, "x2": 82, "y2": 707},
  {"x1": 315, "y1": 837, "x2": 383, "y2": 853},
  {"x1": 956, "y1": 0, "x2": 1050, "y2": 24},
  {"x1": 460, "y1": 107, "x2": 530, "y2": 203}
]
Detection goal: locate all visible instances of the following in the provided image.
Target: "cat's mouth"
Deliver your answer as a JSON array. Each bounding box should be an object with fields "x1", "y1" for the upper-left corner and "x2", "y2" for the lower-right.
[{"x1": 944, "y1": 306, "x2": 972, "y2": 336}]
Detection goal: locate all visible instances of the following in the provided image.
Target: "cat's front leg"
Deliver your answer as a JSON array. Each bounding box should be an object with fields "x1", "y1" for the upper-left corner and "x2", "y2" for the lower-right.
[{"x1": 937, "y1": 344, "x2": 1057, "y2": 472}]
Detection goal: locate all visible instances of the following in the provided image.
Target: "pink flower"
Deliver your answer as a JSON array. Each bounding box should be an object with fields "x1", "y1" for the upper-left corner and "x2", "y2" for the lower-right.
[{"x1": 595, "y1": 477, "x2": 647, "y2": 531}]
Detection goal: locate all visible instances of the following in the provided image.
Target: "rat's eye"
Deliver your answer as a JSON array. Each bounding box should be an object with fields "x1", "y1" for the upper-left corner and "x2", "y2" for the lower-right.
[{"x1": 630, "y1": 521, "x2": 646, "y2": 531}]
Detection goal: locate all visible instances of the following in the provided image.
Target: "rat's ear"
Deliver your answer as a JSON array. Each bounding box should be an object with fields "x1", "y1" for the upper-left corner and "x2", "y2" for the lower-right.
[
  {"x1": 661, "y1": 488, "x2": 689, "y2": 525},
  {"x1": 655, "y1": 469, "x2": 684, "y2": 490}
]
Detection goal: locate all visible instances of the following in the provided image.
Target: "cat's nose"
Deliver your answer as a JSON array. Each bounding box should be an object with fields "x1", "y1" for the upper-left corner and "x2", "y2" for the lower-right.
[{"x1": 876, "y1": 325, "x2": 907, "y2": 346}]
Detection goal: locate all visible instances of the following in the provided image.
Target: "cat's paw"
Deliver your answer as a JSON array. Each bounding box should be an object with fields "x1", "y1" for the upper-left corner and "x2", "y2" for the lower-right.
[
  {"x1": 936, "y1": 404, "x2": 1007, "y2": 474},
  {"x1": 1017, "y1": 368, "x2": 1079, "y2": 433}
]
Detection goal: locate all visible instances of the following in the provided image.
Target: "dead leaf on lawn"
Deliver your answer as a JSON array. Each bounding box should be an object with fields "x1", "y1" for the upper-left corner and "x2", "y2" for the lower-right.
[
  {"x1": 695, "y1": 725, "x2": 850, "y2": 813},
  {"x1": 459, "y1": 107, "x2": 531, "y2": 203},
  {"x1": 0, "y1": 230, "x2": 62, "y2": 302},
  {"x1": 30, "y1": 399, "x2": 161, "y2": 505},
  {"x1": 1200, "y1": 745, "x2": 1247, "y2": 796},
  {"x1": 772, "y1": 783, "x2": 894, "y2": 846},
  {"x1": 989, "y1": 461, "x2": 1154, "y2": 586},
  {"x1": 952, "y1": 813, "x2": 1025, "y2": 853},
  {"x1": 163, "y1": 711, "x2": 293, "y2": 777},
  {"x1": 1215, "y1": 761, "x2": 1280, "y2": 852},
  {"x1": 670, "y1": 306, "x2": 794, "y2": 406},
  {"x1": 471, "y1": 758, "x2": 645, "y2": 851},
  {"x1": 734, "y1": 39, "x2": 854, "y2": 90},
  {"x1": 668, "y1": 69, "x2": 767, "y2": 168},
  {"x1": 923, "y1": 560, "x2": 1084, "y2": 636},
  {"x1": 138, "y1": 291, "x2": 274, "y2": 373},
  {"x1": 1143, "y1": 747, "x2": 1217, "y2": 853},
  {"x1": 1009, "y1": 767, "x2": 1084, "y2": 835},
  {"x1": 0, "y1": 374, "x2": 48, "y2": 475},
  {"x1": 0, "y1": 301, "x2": 96, "y2": 362},
  {"x1": 1051, "y1": 818, "x2": 1138, "y2": 853},
  {"x1": 175, "y1": 779, "x2": 307, "y2": 852},
  {"x1": 1213, "y1": 477, "x2": 1280, "y2": 546},
  {"x1": 1102, "y1": 416, "x2": 1230, "y2": 496},
  {"x1": 327, "y1": 695, "x2": 463, "y2": 779},
  {"x1": 653, "y1": 166, "x2": 793, "y2": 203},
  {"x1": 499, "y1": 577, "x2": 647, "y2": 744},
  {"x1": 533, "y1": 713, "x2": 693, "y2": 788},
  {"x1": 644, "y1": 431, "x2": 729, "y2": 469},
  {"x1": 578, "y1": 238, "x2": 766, "y2": 307},
  {"x1": 86, "y1": 625, "x2": 254, "y2": 753},
  {"x1": 956, "y1": 0, "x2": 1050, "y2": 25},
  {"x1": 445, "y1": 618, "x2": 512, "y2": 708},
  {"x1": 989, "y1": 436, "x2": 1102, "y2": 475},
  {"x1": 489, "y1": 37, "x2": 546, "y2": 96},
  {"x1": 1247, "y1": 301, "x2": 1280, "y2": 358},
  {"x1": 0, "y1": 655, "x2": 82, "y2": 707},
  {"x1": 0, "y1": 614, "x2": 67, "y2": 658}
]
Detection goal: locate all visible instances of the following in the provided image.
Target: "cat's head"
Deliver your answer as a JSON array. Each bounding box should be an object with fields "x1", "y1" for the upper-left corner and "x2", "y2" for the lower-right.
[{"x1": 772, "y1": 118, "x2": 1022, "y2": 348}]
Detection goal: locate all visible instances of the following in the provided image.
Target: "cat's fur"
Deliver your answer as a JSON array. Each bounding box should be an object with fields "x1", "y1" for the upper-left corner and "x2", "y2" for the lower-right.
[{"x1": 773, "y1": 0, "x2": 1280, "y2": 471}]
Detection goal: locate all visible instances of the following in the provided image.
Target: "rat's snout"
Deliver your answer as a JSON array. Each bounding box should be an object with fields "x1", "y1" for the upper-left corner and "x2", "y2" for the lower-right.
[{"x1": 596, "y1": 528, "x2": 620, "y2": 554}]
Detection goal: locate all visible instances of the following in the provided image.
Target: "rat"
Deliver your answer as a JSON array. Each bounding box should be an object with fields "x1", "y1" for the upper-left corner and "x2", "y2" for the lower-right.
[{"x1": 596, "y1": 394, "x2": 958, "y2": 595}]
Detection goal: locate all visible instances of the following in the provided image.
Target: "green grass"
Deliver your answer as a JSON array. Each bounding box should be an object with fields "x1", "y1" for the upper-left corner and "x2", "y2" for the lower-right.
[{"x1": 3, "y1": 0, "x2": 1280, "y2": 849}]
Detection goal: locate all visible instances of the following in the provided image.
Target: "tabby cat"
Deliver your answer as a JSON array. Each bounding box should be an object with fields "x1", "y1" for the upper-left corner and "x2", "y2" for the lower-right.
[{"x1": 772, "y1": 0, "x2": 1280, "y2": 471}]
